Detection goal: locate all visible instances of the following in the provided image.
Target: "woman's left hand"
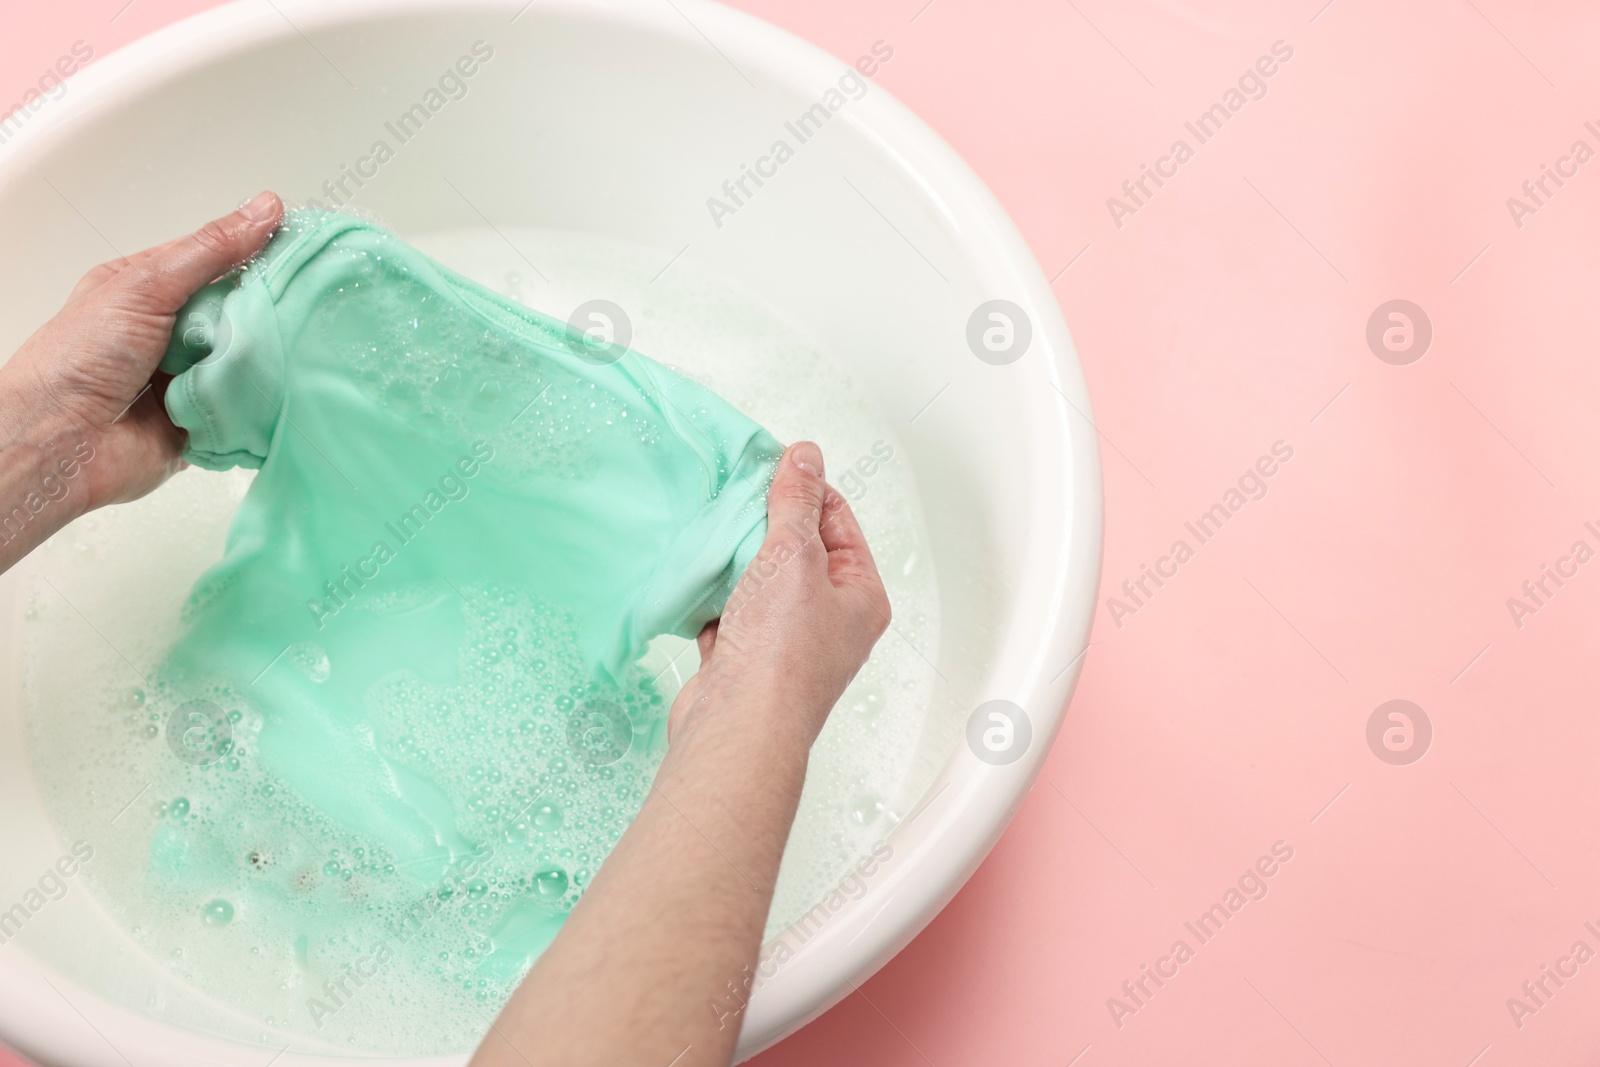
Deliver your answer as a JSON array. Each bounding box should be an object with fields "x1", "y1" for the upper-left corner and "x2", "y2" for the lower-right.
[{"x1": 0, "y1": 191, "x2": 282, "y2": 515}]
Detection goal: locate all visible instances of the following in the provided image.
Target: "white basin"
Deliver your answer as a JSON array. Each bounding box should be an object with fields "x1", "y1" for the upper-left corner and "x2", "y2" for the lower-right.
[{"x1": 0, "y1": 0, "x2": 1101, "y2": 1062}]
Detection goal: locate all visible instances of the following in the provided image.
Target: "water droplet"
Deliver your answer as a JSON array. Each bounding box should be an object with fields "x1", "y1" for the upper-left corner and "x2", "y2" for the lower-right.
[
  {"x1": 202, "y1": 899, "x2": 234, "y2": 926},
  {"x1": 534, "y1": 866, "x2": 568, "y2": 899},
  {"x1": 288, "y1": 642, "x2": 331, "y2": 684},
  {"x1": 472, "y1": 380, "x2": 503, "y2": 411},
  {"x1": 170, "y1": 797, "x2": 190, "y2": 819},
  {"x1": 386, "y1": 379, "x2": 421, "y2": 411},
  {"x1": 849, "y1": 794, "x2": 883, "y2": 826}
]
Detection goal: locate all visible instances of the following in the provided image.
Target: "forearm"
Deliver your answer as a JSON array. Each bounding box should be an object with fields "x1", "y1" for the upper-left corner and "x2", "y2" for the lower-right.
[
  {"x1": 0, "y1": 373, "x2": 94, "y2": 573},
  {"x1": 473, "y1": 692, "x2": 812, "y2": 1067}
]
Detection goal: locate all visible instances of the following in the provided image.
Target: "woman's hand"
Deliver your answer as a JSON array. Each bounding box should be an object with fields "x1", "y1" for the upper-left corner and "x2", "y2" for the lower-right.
[
  {"x1": 476, "y1": 442, "x2": 890, "y2": 1067},
  {"x1": 0, "y1": 191, "x2": 282, "y2": 518},
  {"x1": 668, "y1": 441, "x2": 891, "y2": 748}
]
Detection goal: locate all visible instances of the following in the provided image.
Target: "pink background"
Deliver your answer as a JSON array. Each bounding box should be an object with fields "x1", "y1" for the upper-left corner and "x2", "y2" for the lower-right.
[{"x1": 6, "y1": 1, "x2": 1600, "y2": 1064}]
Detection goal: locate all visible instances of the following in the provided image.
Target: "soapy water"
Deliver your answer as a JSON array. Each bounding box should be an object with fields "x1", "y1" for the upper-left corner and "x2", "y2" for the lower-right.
[{"x1": 21, "y1": 226, "x2": 945, "y2": 1054}]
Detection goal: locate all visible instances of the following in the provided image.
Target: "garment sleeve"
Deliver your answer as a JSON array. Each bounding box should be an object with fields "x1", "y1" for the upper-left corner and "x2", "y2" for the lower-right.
[
  {"x1": 160, "y1": 274, "x2": 287, "y2": 471},
  {"x1": 611, "y1": 356, "x2": 782, "y2": 667},
  {"x1": 635, "y1": 426, "x2": 781, "y2": 647}
]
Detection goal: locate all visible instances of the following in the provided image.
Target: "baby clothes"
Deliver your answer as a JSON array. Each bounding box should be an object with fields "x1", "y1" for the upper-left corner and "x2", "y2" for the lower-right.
[
  {"x1": 154, "y1": 210, "x2": 780, "y2": 868},
  {"x1": 161, "y1": 210, "x2": 779, "y2": 674}
]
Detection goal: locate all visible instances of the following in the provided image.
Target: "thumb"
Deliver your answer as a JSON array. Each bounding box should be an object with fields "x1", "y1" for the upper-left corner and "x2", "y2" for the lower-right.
[
  {"x1": 118, "y1": 191, "x2": 283, "y2": 314},
  {"x1": 765, "y1": 442, "x2": 827, "y2": 547}
]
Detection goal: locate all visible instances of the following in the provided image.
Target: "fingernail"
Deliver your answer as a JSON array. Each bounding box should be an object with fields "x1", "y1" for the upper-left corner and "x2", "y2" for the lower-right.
[
  {"x1": 791, "y1": 442, "x2": 822, "y2": 477},
  {"x1": 239, "y1": 191, "x2": 278, "y2": 223}
]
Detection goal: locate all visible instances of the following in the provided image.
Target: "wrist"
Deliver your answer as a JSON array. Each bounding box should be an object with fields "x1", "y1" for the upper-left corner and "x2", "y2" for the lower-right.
[
  {"x1": 665, "y1": 684, "x2": 814, "y2": 779},
  {"x1": 674, "y1": 672, "x2": 827, "y2": 751},
  {"x1": 651, "y1": 691, "x2": 812, "y2": 873},
  {"x1": 0, "y1": 372, "x2": 96, "y2": 562}
]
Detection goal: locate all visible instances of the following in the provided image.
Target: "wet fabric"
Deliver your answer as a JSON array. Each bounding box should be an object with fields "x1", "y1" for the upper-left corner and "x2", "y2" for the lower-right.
[
  {"x1": 151, "y1": 209, "x2": 780, "y2": 865},
  {"x1": 160, "y1": 209, "x2": 780, "y2": 676}
]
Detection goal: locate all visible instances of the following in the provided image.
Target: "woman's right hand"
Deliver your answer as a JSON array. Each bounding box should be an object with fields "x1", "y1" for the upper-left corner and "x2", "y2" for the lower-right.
[
  {"x1": 667, "y1": 441, "x2": 891, "y2": 751},
  {"x1": 480, "y1": 441, "x2": 890, "y2": 1067}
]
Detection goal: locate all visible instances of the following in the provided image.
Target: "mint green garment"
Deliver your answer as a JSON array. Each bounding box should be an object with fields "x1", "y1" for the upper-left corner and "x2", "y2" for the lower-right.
[{"x1": 154, "y1": 210, "x2": 780, "y2": 878}]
